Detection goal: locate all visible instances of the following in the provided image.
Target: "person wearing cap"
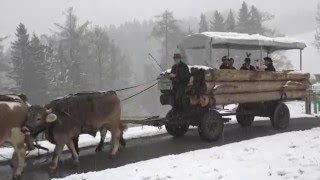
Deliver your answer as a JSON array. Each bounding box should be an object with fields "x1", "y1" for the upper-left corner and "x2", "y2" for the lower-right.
[
  {"x1": 166, "y1": 53, "x2": 190, "y2": 111},
  {"x1": 220, "y1": 56, "x2": 231, "y2": 69},
  {"x1": 240, "y1": 57, "x2": 256, "y2": 70},
  {"x1": 263, "y1": 57, "x2": 276, "y2": 71}
]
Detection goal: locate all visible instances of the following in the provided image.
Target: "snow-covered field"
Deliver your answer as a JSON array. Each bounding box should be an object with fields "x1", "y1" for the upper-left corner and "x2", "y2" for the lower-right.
[
  {"x1": 55, "y1": 127, "x2": 320, "y2": 180},
  {"x1": 0, "y1": 101, "x2": 316, "y2": 162}
]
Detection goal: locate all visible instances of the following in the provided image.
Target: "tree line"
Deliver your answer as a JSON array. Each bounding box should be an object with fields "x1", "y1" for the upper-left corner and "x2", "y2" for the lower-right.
[{"x1": 0, "y1": 2, "x2": 293, "y2": 115}]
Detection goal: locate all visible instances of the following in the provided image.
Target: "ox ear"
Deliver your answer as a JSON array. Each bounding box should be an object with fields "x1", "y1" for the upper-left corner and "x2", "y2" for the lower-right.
[{"x1": 46, "y1": 113, "x2": 57, "y2": 123}]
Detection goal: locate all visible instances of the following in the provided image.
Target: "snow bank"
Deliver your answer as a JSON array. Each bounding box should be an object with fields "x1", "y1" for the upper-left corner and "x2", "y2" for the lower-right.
[{"x1": 55, "y1": 127, "x2": 320, "y2": 180}]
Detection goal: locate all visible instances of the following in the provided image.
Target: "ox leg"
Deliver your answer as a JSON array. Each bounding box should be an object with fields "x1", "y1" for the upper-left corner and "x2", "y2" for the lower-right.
[
  {"x1": 120, "y1": 131, "x2": 126, "y2": 147},
  {"x1": 50, "y1": 142, "x2": 65, "y2": 171},
  {"x1": 72, "y1": 136, "x2": 79, "y2": 155},
  {"x1": 67, "y1": 140, "x2": 79, "y2": 164},
  {"x1": 110, "y1": 129, "x2": 121, "y2": 157},
  {"x1": 96, "y1": 128, "x2": 107, "y2": 152},
  {"x1": 10, "y1": 128, "x2": 27, "y2": 179}
]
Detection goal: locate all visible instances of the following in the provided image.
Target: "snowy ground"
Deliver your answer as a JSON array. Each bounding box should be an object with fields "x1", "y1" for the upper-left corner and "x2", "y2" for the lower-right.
[
  {"x1": 0, "y1": 101, "x2": 317, "y2": 162},
  {"x1": 55, "y1": 127, "x2": 320, "y2": 180}
]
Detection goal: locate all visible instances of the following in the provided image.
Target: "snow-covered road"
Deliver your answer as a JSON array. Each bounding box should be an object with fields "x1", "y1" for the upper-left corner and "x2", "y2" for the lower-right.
[{"x1": 56, "y1": 127, "x2": 320, "y2": 180}]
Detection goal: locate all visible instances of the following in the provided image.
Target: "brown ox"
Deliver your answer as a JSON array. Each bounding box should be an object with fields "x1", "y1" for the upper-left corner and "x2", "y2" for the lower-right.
[
  {"x1": 0, "y1": 94, "x2": 34, "y2": 179},
  {"x1": 23, "y1": 91, "x2": 127, "y2": 170}
]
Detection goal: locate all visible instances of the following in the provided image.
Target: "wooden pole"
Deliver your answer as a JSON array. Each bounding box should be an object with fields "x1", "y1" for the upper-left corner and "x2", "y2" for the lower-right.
[
  {"x1": 204, "y1": 69, "x2": 310, "y2": 82},
  {"x1": 191, "y1": 91, "x2": 308, "y2": 106},
  {"x1": 300, "y1": 49, "x2": 303, "y2": 71},
  {"x1": 205, "y1": 81, "x2": 309, "y2": 94}
]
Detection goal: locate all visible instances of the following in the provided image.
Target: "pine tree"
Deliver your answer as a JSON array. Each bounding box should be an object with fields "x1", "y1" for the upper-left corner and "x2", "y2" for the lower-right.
[
  {"x1": 28, "y1": 34, "x2": 48, "y2": 103},
  {"x1": 187, "y1": 26, "x2": 194, "y2": 35},
  {"x1": 53, "y1": 7, "x2": 90, "y2": 93},
  {"x1": 210, "y1": 11, "x2": 225, "y2": 32},
  {"x1": 237, "y1": 1, "x2": 250, "y2": 33},
  {"x1": 315, "y1": 4, "x2": 320, "y2": 50},
  {"x1": 225, "y1": 10, "x2": 236, "y2": 32},
  {"x1": 199, "y1": 13, "x2": 209, "y2": 33},
  {"x1": 248, "y1": 5, "x2": 263, "y2": 34},
  {"x1": 151, "y1": 10, "x2": 184, "y2": 68},
  {"x1": 10, "y1": 23, "x2": 31, "y2": 94},
  {"x1": 0, "y1": 36, "x2": 9, "y2": 73},
  {"x1": 87, "y1": 27, "x2": 110, "y2": 90}
]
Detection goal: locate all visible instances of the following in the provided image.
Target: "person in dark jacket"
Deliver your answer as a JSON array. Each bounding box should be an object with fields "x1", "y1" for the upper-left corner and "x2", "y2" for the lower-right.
[
  {"x1": 220, "y1": 56, "x2": 231, "y2": 69},
  {"x1": 166, "y1": 53, "x2": 190, "y2": 111},
  {"x1": 240, "y1": 57, "x2": 256, "y2": 70},
  {"x1": 229, "y1": 58, "x2": 236, "y2": 69},
  {"x1": 263, "y1": 57, "x2": 276, "y2": 71}
]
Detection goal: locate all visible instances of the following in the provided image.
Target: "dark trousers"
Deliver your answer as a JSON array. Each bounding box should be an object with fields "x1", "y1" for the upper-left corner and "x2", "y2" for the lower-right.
[{"x1": 172, "y1": 86, "x2": 186, "y2": 112}]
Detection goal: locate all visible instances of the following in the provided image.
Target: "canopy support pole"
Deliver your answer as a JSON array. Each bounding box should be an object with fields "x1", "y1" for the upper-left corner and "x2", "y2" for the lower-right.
[
  {"x1": 209, "y1": 38, "x2": 213, "y2": 66},
  {"x1": 260, "y1": 46, "x2": 263, "y2": 64},
  {"x1": 227, "y1": 47, "x2": 230, "y2": 56},
  {"x1": 300, "y1": 49, "x2": 302, "y2": 70}
]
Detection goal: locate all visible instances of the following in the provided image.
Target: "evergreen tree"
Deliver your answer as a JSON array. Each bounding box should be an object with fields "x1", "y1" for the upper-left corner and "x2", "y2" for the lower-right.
[
  {"x1": 237, "y1": 1, "x2": 250, "y2": 33},
  {"x1": 53, "y1": 7, "x2": 90, "y2": 93},
  {"x1": 315, "y1": 4, "x2": 320, "y2": 50},
  {"x1": 225, "y1": 10, "x2": 236, "y2": 32},
  {"x1": 0, "y1": 36, "x2": 9, "y2": 73},
  {"x1": 9, "y1": 23, "x2": 31, "y2": 94},
  {"x1": 187, "y1": 26, "x2": 194, "y2": 35},
  {"x1": 87, "y1": 27, "x2": 110, "y2": 90},
  {"x1": 248, "y1": 5, "x2": 263, "y2": 34},
  {"x1": 28, "y1": 34, "x2": 48, "y2": 103},
  {"x1": 199, "y1": 13, "x2": 209, "y2": 33},
  {"x1": 151, "y1": 10, "x2": 184, "y2": 68},
  {"x1": 210, "y1": 11, "x2": 225, "y2": 32}
]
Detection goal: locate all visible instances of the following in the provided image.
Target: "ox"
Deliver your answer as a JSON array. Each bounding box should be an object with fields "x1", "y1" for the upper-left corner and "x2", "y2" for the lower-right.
[
  {"x1": 0, "y1": 94, "x2": 34, "y2": 179},
  {"x1": 23, "y1": 91, "x2": 127, "y2": 170}
]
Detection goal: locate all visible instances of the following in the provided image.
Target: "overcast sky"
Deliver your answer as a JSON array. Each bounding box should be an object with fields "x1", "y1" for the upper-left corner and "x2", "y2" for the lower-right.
[{"x1": 0, "y1": 0, "x2": 319, "y2": 38}]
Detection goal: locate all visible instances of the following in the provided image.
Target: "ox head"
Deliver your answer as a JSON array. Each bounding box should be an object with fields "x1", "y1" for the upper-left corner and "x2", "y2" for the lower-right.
[{"x1": 22, "y1": 105, "x2": 57, "y2": 137}]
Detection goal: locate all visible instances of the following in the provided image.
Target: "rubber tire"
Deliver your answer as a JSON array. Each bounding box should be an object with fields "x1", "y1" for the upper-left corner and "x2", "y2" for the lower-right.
[
  {"x1": 236, "y1": 104, "x2": 255, "y2": 127},
  {"x1": 198, "y1": 110, "x2": 224, "y2": 142},
  {"x1": 165, "y1": 110, "x2": 189, "y2": 137},
  {"x1": 271, "y1": 102, "x2": 290, "y2": 130}
]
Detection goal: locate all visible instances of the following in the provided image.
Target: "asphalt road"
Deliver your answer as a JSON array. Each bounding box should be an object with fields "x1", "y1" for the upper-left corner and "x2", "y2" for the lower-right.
[{"x1": 0, "y1": 117, "x2": 320, "y2": 180}]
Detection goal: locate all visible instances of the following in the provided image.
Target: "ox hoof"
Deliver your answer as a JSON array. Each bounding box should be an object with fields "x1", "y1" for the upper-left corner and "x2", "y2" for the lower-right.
[
  {"x1": 72, "y1": 158, "x2": 79, "y2": 165},
  {"x1": 120, "y1": 139, "x2": 126, "y2": 147},
  {"x1": 108, "y1": 154, "x2": 116, "y2": 159},
  {"x1": 49, "y1": 165, "x2": 58, "y2": 173},
  {"x1": 95, "y1": 146, "x2": 103, "y2": 152},
  {"x1": 12, "y1": 174, "x2": 21, "y2": 180}
]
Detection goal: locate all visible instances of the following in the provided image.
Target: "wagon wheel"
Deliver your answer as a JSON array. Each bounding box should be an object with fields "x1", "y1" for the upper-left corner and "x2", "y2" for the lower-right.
[
  {"x1": 165, "y1": 110, "x2": 189, "y2": 137},
  {"x1": 198, "y1": 110, "x2": 224, "y2": 142},
  {"x1": 271, "y1": 102, "x2": 290, "y2": 130},
  {"x1": 236, "y1": 104, "x2": 255, "y2": 127}
]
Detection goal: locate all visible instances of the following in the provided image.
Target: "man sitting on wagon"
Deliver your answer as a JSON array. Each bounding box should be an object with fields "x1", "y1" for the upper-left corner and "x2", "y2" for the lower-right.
[
  {"x1": 166, "y1": 53, "x2": 191, "y2": 112},
  {"x1": 240, "y1": 57, "x2": 256, "y2": 70},
  {"x1": 229, "y1": 58, "x2": 236, "y2": 69},
  {"x1": 257, "y1": 57, "x2": 276, "y2": 71},
  {"x1": 263, "y1": 57, "x2": 276, "y2": 71},
  {"x1": 219, "y1": 56, "x2": 231, "y2": 69}
]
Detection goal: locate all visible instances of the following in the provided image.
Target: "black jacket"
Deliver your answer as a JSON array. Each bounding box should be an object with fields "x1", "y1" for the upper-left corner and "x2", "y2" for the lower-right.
[
  {"x1": 170, "y1": 62, "x2": 190, "y2": 88},
  {"x1": 240, "y1": 64, "x2": 256, "y2": 70},
  {"x1": 220, "y1": 64, "x2": 230, "y2": 69},
  {"x1": 265, "y1": 64, "x2": 276, "y2": 71}
]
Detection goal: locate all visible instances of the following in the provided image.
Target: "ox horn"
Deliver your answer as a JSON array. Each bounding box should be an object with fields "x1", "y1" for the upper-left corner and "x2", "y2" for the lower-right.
[
  {"x1": 46, "y1": 109, "x2": 53, "y2": 114},
  {"x1": 46, "y1": 113, "x2": 57, "y2": 123}
]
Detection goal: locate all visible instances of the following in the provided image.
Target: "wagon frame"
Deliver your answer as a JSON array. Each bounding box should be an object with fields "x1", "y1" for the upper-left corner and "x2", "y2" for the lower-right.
[{"x1": 124, "y1": 32, "x2": 309, "y2": 142}]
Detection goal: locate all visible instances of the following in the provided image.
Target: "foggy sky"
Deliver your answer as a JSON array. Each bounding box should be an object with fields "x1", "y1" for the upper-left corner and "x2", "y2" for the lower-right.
[{"x1": 0, "y1": 0, "x2": 318, "y2": 38}]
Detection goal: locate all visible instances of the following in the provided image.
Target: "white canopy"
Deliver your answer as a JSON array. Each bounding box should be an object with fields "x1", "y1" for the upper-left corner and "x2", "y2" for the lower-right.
[{"x1": 179, "y1": 32, "x2": 307, "y2": 52}]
